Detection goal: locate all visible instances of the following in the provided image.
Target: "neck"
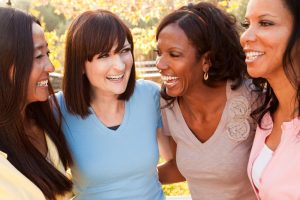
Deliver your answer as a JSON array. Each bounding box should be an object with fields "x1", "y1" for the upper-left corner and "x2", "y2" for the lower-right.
[
  {"x1": 268, "y1": 71, "x2": 298, "y2": 119},
  {"x1": 90, "y1": 89, "x2": 125, "y2": 127},
  {"x1": 178, "y1": 81, "x2": 227, "y2": 117}
]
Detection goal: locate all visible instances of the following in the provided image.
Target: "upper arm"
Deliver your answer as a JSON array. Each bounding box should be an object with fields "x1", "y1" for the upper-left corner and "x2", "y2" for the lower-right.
[{"x1": 157, "y1": 128, "x2": 174, "y2": 161}]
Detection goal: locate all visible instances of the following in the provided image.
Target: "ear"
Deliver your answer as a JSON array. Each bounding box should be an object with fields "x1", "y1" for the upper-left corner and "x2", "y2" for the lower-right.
[{"x1": 201, "y1": 51, "x2": 211, "y2": 72}]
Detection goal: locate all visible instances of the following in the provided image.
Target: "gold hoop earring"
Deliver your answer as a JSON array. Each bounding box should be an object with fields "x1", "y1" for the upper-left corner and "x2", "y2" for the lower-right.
[{"x1": 204, "y1": 72, "x2": 208, "y2": 80}]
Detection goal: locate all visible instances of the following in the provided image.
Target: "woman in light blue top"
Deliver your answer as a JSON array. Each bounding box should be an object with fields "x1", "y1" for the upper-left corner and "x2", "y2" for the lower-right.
[{"x1": 56, "y1": 9, "x2": 165, "y2": 200}]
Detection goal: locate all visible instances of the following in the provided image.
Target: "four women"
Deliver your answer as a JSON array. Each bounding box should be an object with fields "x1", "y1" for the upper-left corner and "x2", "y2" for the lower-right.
[{"x1": 1, "y1": 0, "x2": 299, "y2": 199}]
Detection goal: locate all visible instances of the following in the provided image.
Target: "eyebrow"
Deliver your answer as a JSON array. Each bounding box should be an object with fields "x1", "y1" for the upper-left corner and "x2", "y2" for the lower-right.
[
  {"x1": 258, "y1": 13, "x2": 277, "y2": 18},
  {"x1": 34, "y1": 43, "x2": 48, "y2": 50},
  {"x1": 123, "y1": 44, "x2": 131, "y2": 48},
  {"x1": 245, "y1": 13, "x2": 278, "y2": 20}
]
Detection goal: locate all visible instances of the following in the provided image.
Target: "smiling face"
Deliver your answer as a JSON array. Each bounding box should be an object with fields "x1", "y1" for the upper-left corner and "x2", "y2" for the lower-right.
[
  {"x1": 240, "y1": 0, "x2": 293, "y2": 80},
  {"x1": 84, "y1": 39, "x2": 133, "y2": 98},
  {"x1": 156, "y1": 23, "x2": 205, "y2": 97},
  {"x1": 26, "y1": 22, "x2": 54, "y2": 104}
]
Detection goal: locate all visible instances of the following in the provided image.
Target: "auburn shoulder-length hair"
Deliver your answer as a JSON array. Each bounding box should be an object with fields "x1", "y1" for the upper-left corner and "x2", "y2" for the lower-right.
[
  {"x1": 0, "y1": 7, "x2": 72, "y2": 200},
  {"x1": 156, "y1": 2, "x2": 246, "y2": 105},
  {"x1": 63, "y1": 9, "x2": 136, "y2": 118}
]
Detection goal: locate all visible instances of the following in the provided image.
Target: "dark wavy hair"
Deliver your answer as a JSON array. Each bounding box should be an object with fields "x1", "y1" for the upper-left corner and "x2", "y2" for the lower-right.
[
  {"x1": 250, "y1": 0, "x2": 300, "y2": 127},
  {"x1": 156, "y1": 2, "x2": 246, "y2": 105},
  {"x1": 63, "y1": 9, "x2": 136, "y2": 118},
  {"x1": 0, "y1": 7, "x2": 72, "y2": 199}
]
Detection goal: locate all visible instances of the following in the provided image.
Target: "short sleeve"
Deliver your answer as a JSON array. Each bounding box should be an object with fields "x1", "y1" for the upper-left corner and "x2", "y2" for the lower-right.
[
  {"x1": 153, "y1": 83, "x2": 163, "y2": 129},
  {"x1": 160, "y1": 98, "x2": 171, "y2": 136}
]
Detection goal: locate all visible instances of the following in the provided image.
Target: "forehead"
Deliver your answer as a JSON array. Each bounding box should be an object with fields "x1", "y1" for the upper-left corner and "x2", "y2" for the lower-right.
[
  {"x1": 246, "y1": 0, "x2": 291, "y2": 19},
  {"x1": 32, "y1": 22, "x2": 47, "y2": 48},
  {"x1": 157, "y1": 23, "x2": 191, "y2": 48},
  {"x1": 109, "y1": 38, "x2": 130, "y2": 51}
]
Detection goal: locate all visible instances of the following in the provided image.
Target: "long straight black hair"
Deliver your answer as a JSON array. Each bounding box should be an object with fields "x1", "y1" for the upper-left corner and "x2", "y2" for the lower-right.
[{"x1": 0, "y1": 7, "x2": 73, "y2": 199}]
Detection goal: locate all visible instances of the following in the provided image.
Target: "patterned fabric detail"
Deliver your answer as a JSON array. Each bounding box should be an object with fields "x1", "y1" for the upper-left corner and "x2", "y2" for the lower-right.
[{"x1": 226, "y1": 96, "x2": 251, "y2": 142}]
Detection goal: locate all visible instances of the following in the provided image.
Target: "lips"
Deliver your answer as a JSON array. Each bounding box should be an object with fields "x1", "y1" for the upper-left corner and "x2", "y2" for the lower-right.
[
  {"x1": 245, "y1": 51, "x2": 265, "y2": 62},
  {"x1": 106, "y1": 74, "x2": 124, "y2": 80},
  {"x1": 161, "y1": 75, "x2": 179, "y2": 87},
  {"x1": 37, "y1": 80, "x2": 48, "y2": 87},
  {"x1": 161, "y1": 75, "x2": 179, "y2": 81}
]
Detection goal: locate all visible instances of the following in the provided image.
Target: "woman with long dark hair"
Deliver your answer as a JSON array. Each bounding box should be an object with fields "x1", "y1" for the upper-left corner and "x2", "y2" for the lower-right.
[
  {"x1": 241, "y1": 0, "x2": 300, "y2": 199},
  {"x1": 0, "y1": 7, "x2": 73, "y2": 200}
]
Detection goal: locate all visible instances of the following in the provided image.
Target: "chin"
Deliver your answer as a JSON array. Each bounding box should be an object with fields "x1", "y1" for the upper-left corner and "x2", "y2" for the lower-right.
[
  {"x1": 113, "y1": 88, "x2": 127, "y2": 95},
  {"x1": 166, "y1": 90, "x2": 180, "y2": 98},
  {"x1": 37, "y1": 99, "x2": 48, "y2": 103}
]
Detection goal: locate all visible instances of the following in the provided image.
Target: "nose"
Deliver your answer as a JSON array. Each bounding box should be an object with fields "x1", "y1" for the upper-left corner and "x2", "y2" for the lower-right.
[
  {"x1": 240, "y1": 25, "x2": 256, "y2": 47},
  {"x1": 155, "y1": 55, "x2": 168, "y2": 71},
  {"x1": 112, "y1": 54, "x2": 126, "y2": 71},
  {"x1": 45, "y1": 57, "x2": 55, "y2": 73}
]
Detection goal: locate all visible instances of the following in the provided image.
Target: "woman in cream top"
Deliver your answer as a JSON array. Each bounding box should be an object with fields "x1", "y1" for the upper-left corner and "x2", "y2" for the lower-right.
[
  {"x1": 0, "y1": 7, "x2": 73, "y2": 200},
  {"x1": 0, "y1": 135, "x2": 70, "y2": 200}
]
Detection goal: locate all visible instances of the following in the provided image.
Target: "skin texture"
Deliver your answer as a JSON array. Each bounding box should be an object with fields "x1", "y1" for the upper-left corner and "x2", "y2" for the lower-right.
[
  {"x1": 240, "y1": 0, "x2": 293, "y2": 81},
  {"x1": 156, "y1": 23, "x2": 206, "y2": 98},
  {"x1": 157, "y1": 23, "x2": 228, "y2": 184},
  {"x1": 241, "y1": 0, "x2": 295, "y2": 150},
  {"x1": 84, "y1": 40, "x2": 133, "y2": 99},
  {"x1": 26, "y1": 22, "x2": 54, "y2": 105},
  {"x1": 85, "y1": 40, "x2": 133, "y2": 127}
]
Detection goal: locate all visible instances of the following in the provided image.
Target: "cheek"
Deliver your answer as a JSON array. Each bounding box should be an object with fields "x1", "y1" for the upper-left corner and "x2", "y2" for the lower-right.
[
  {"x1": 240, "y1": 32, "x2": 247, "y2": 48},
  {"x1": 122, "y1": 53, "x2": 133, "y2": 69},
  {"x1": 85, "y1": 62, "x2": 106, "y2": 82},
  {"x1": 28, "y1": 66, "x2": 40, "y2": 86}
]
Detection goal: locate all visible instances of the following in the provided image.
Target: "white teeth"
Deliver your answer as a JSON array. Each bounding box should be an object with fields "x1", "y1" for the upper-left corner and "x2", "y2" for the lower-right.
[
  {"x1": 245, "y1": 51, "x2": 265, "y2": 62},
  {"x1": 161, "y1": 75, "x2": 179, "y2": 81},
  {"x1": 37, "y1": 80, "x2": 48, "y2": 87},
  {"x1": 107, "y1": 74, "x2": 124, "y2": 80}
]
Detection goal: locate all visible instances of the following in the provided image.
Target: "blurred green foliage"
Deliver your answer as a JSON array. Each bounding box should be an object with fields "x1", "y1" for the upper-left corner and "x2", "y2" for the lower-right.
[{"x1": 4, "y1": 0, "x2": 248, "y2": 73}]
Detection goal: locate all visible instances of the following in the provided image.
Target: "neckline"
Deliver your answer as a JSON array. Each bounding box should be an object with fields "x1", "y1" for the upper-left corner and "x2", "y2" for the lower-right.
[
  {"x1": 261, "y1": 113, "x2": 300, "y2": 136},
  {"x1": 173, "y1": 81, "x2": 230, "y2": 147},
  {"x1": 89, "y1": 99, "x2": 130, "y2": 135},
  {"x1": 262, "y1": 144, "x2": 274, "y2": 154},
  {"x1": 107, "y1": 125, "x2": 120, "y2": 131}
]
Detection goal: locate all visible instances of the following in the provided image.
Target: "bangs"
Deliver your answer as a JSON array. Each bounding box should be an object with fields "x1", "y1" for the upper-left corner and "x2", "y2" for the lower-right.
[{"x1": 84, "y1": 14, "x2": 127, "y2": 61}]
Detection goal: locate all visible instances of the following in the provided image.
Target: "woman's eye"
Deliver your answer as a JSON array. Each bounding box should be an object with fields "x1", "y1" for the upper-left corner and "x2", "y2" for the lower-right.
[
  {"x1": 259, "y1": 20, "x2": 274, "y2": 27},
  {"x1": 170, "y1": 52, "x2": 180, "y2": 57},
  {"x1": 46, "y1": 51, "x2": 51, "y2": 57},
  {"x1": 97, "y1": 53, "x2": 109, "y2": 59},
  {"x1": 120, "y1": 47, "x2": 131, "y2": 53},
  {"x1": 240, "y1": 21, "x2": 250, "y2": 29},
  {"x1": 35, "y1": 54, "x2": 43, "y2": 59},
  {"x1": 153, "y1": 49, "x2": 161, "y2": 57}
]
